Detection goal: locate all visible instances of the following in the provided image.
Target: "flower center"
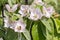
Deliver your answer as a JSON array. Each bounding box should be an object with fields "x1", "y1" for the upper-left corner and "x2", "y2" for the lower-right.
[
  {"x1": 17, "y1": 26, "x2": 21, "y2": 30},
  {"x1": 33, "y1": 14, "x2": 37, "y2": 18},
  {"x1": 24, "y1": 10, "x2": 27, "y2": 13}
]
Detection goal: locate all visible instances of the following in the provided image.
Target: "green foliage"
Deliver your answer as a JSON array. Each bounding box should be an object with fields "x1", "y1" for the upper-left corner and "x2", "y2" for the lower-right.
[
  {"x1": 55, "y1": 19, "x2": 60, "y2": 33},
  {"x1": 44, "y1": 0, "x2": 57, "y2": 6},
  {"x1": 32, "y1": 21, "x2": 46, "y2": 40},
  {"x1": 0, "y1": 0, "x2": 60, "y2": 40},
  {"x1": 23, "y1": 29, "x2": 31, "y2": 40},
  {"x1": 57, "y1": 0, "x2": 60, "y2": 13},
  {"x1": 0, "y1": 0, "x2": 8, "y2": 5},
  {"x1": 4, "y1": 28, "x2": 18, "y2": 40}
]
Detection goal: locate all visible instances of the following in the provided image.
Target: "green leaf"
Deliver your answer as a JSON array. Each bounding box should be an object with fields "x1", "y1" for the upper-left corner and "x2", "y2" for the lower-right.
[
  {"x1": 32, "y1": 22, "x2": 45, "y2": 40},
  {"x1": 20, "y1": 0, "x2": 26, "y2": 4},
  {"x1": 11, "y1": 15, "x2": 19, "y2": 21},
  {"x1": 41, "y1": 18, "x2": 54, "y2": 40},
  {"x1": 28, "y1": 0, "x2": 34, "y2": 5},
  {"x1": 44, "y1": 0, "x2": 57, "y2": 5},
  {"x1": 23, "y1": 29, "x2": 31, "y2": 40},
  {"x1": 0, "y1": 30, "x2": 5, "y2": 38},
  {"x1": 0, "y1": 0, "x2": 7, "y2": 5},
  {"x1": 4, "y1": 28, "x2": 18, "y2": 40},
  {"x1": 32, "y1": 23, "x2": 39, "y2": 40},
  {"x1": 54, "y1": 18, "x2": 60, "y2": 33},
  {"x1": 41, "y1": 19, "x2": 52, "y2": 32},
  {"x1": 0, "y1": 18, "x2": 3, "y2": 27},
  {"x1": 8, "y1": 0, "x2": 13, "y2": 6},
  {"x1": 0, "y1": 11, "x2": 2, "y2": 17}
]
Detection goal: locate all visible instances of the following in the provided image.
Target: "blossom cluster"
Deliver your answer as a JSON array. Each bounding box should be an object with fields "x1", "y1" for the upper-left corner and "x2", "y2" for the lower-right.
[{"x1": 4, "y1": 0, "x2": 55, "y2": 32}]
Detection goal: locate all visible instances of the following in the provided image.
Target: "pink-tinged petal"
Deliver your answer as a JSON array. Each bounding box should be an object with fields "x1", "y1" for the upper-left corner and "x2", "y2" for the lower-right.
[
  {"x1": 18, "y1": 10, "x2": 23, "y2": 14},
  {"x1": 18, "y1": 10, "x2": 27, "y2": 17},
  {"x1": 20, "y1": 5, "x2": 26, "y2": 10},
  {"x1": 43, "y1": 6, "x2": 54, "y2": 18},
  {"x1": 5, "y1": 4, "x2": 11, "y2": 12},
  {"x1": 43, "y1": 6, "x2": 50, "y2": 18},
  {"x1": 11, "y1": 4, "x2": 18, "y2": 12},
  {"x1": 4, "y1": 17, "x2": 10, "y2": 28},
  {"x1": 33, "y1": 0, "x2": 44, "y2": 6},
  {"x1": 14, "y1": 20, "x2": 26, "y2": 32},
  {"x1": 20, "y1": 5, "x2": 29, "y2": 10},
  {"x1": 19, "y1": 5, "x2": 29, "y2": 17},
  {"x1": 29, "y1": 8, "x2": 42, "y2": 21},
  {"x1": 10, "y1": 21, "x2": 17, "y2": 29},
  {"x1": 47, "y1": 6, "x2": 55, "y2": 14}
]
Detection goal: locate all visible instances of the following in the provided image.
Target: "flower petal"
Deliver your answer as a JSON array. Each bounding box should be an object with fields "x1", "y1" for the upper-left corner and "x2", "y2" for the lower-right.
[
  {"x1": 11, "y1": 4, "x2": 18, "y2": 12},
  {"x1": 33, "y1": 0, "x2": 44, "y2": 6},
  {"x1": 14, "y1": 20, "x2": 26, "y2": 32},
  {"x1": 43, "y1": 6, "x2": 54, "y2": 18},
  {"x1": 29, "y1": 8, "x2": 42, "y2": 21},
  {"x1": 5, "y1": 4, "x2": 11, "y2": 12},
  {"x1": 20, "y1": 5, "x2": 29, "y2": 10}
]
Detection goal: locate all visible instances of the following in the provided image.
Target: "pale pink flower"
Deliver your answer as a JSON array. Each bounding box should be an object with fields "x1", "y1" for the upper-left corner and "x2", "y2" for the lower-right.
[
  {"x1": 14, "y1": 20, "x2": 26, "y2": 32},
  {"x1": 18, "y1": 5, "x2": 29, "y2": 17},
  {"x1": 29, "y1": 8, "x2": 43, "y2": 21},
  {"x1": 4, "y1": 17, "x2": 16, "y2": 29},
  {"x1": 5, "y1": 4, "x2": 18, "y2": 12},
  {"x1": 43, "y1": 6, "x2": 55, "y2": 18},
  {"x1": 4, "y1": 17, "x2": 10, "y2": 28}
]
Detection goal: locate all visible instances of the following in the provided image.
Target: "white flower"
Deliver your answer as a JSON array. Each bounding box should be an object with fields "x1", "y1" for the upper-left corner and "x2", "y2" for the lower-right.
[
  {"x1": 9, "y1": 21, "x2": 16, "y2": 29},
  {"x1": 47, "y1": 6, "x2": 55, "y2": 14},
  {"x1": 0, "y1": 38, "x2": 3, "y2": 40},
  {"x1": 4, "y1": 17, "x2": 16, "y2": 29},
  {"x1": 14, "y1": 20, "x2": 26, "y2": 32},
  {"x1": 33, "y1": 0, "x2": 44, "y2": 6},
  {"x1": 5, "y1": 4, "x2": 18, "y2": 12},
  {"x1": 18, "y1": 5, "x2": 29, "y2": 17},
  {"x1": 4, "y1": 17, "x2": 10, "y2": 28},
  {"x1": 43, "y1": 6, "x2": 55, "y2": 18},
  {"x1": 29, "y1": 8, "x2": 43, "y2": 21}
]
